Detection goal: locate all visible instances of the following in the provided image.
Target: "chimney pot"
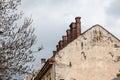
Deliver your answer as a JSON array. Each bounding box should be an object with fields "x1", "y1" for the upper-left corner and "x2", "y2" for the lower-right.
[
  {"x1": 56, "y1": 45, "x2": 59, "y2": 51},
  {"x1": 75, "y1": 17, "x2": 81, "y2": 36},
  {"x1": 41, "y1": 58, "x2": 46, "y2": 67},
  {"x1": 70, "y1": 22, "x2": 76, "y2": 29},
  {"x1": 62, "y1": 36, "x2": 67, "y2": 46},
  {"x1": 66, "y1": 29, "x2": 71, "y2": 35},
  {"x1": 70, "y1": 22, "x2": 77, "y2": 40},
  {"x1": 66, "y1": 29, "x2": 71, "y2": 43},
  {"x1": 59, "y1": 40, "x2": 63, "y2": 49},
  {"x1": 41, "y1": 58, "x2": 46, "y2": 64},
  {"x1": 75, "y1": 17, "x2": 81, "y2": 23}
]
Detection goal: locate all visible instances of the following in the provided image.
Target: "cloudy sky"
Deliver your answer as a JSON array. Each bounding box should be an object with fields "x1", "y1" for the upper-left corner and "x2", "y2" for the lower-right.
[{"x1": 19, "y1": 0, "x2": 120, "y2": 70}]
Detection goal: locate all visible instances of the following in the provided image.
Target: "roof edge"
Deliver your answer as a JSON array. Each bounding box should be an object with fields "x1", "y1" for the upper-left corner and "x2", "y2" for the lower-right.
[{"x1": 81, "y1": 24, "x2": 120, "y2": 42}]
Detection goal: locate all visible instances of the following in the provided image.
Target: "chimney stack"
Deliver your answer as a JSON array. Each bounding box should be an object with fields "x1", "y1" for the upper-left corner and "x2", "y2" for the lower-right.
[
  {"x1": 66, "y1": 29, "x2": 71, "y2": 43},
  {"x1": 62, "y1": 36, "x2": 67, "y2": 47},
  {"x1": 41, "y1": 58, "x2": 46, "y2": 67},
  {"x1": 55, "y1": 17, "x2": 81, "y2": 52},
  {"x1": 59, "y1": 40, "x2": 64, "y2": 50},
  {"x1": 70, "y1": 22, "x2": 77, "y2": 40},
  {"x1": 75, "y1": 17, "x2": 81, "y2": 37},
  {"x1": 56, "y1": 45, "x2": 59, "y2": 51},
  {"x1": 53, "y1": 51, "x2": 57, "y2": 57}
]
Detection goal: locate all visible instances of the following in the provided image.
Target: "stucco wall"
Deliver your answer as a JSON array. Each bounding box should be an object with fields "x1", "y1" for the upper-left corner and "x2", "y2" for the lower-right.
[{"x1": 55, "y1": 25, "x2": 120, "y2": 80}]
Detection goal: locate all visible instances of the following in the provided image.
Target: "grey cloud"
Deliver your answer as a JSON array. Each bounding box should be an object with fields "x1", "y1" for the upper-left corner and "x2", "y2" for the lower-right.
[
  {"x1": 106, "y1": 0, "x2": 120, "y2": 18},
  {"x1": 22, "y1": 0, "x2": 75, "y2": 8},
  {"x1": 105, "y1": 0, "x2": 120, "y2": 40}
]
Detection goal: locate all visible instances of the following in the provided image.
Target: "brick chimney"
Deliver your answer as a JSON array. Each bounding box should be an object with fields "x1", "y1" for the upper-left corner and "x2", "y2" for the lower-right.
[
  {"x1": 53, "y1": 51, "x2": 57, "y2": 57},
  {"x1": 62, "y1": 36, "x2": 67, "y2": 47},
  {"x1": 75, "y1": 17, "x2": 81, "y2": 36},
  {"x1": 66, "y1": 29, "x2": 71, "y2": 43},
  {"x1": 59, "y1": 40, "x2": 64, "y2": 50},
  {"x1": 55, "y1": 17, "x2": 81, "y2": 52},
  {"x1": 70, "y1": 22, "x2": 77, "y2": 40},
  {"x1": 56, "y1": 45, "x2": 59, "y2": 51},
  {"x1": 41, "y1": 58, "x2": 46, "y2": 67}
]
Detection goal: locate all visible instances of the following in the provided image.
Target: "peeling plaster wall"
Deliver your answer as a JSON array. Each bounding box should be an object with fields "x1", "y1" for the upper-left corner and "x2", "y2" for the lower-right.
[{"x1": 55, "y1": 25, "x2": 120, "y2": 80}]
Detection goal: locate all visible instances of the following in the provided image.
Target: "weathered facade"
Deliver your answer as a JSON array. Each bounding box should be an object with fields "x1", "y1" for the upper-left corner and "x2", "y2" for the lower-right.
[{"x1": 34, "y1": 17, "x2": 120, "y2": 80}]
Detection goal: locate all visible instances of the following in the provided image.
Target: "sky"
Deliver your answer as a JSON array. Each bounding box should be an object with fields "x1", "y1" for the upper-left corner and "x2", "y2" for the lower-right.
[{"x1": 19, "y1": 0, "x2": 120, "y2": 71}]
